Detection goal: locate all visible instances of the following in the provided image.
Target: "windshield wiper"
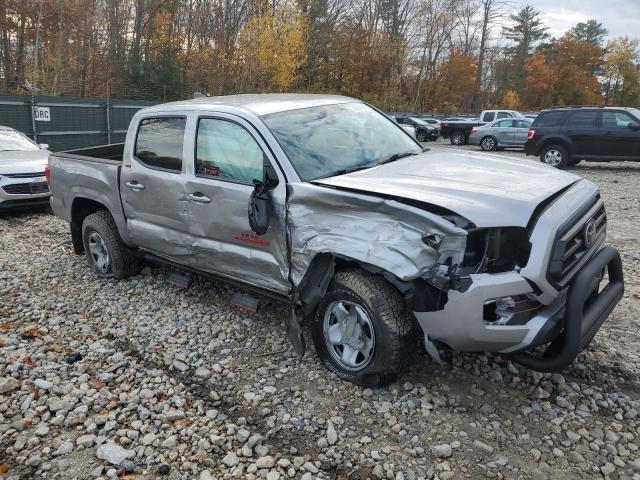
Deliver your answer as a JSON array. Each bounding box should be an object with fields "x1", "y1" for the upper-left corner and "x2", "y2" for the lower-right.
[{"x1": 375, "y1": 151, "x2": 419, "y2": 166}]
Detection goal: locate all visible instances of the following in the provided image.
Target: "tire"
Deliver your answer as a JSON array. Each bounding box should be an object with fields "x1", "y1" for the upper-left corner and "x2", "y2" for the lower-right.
[
  {"x1": 450, "y1": 130, "x2": 466, "y2": 145},
  {"x1": 540, "y1": 144, "x2": 570, "y2": 169},
  {"x1": 480, "y1": 136, "x2": 497, "y2": 151},
  {"x1": 311, "y1": 270, "x2": 417, "y2": 387},
  {"x1": 416, "y1": 130, "x2": 428, "y2": 143},
  {"x1": 81, "y1": 210, "x2": 140, "y2": 279}
]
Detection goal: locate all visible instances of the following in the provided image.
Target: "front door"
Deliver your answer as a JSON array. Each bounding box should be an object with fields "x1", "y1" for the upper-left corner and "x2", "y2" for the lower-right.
[
  {"x1": 185, "y1": 115, "x2": 290, "y2": 294},
  {"x1": 120, "y1": 116, "x2": 193, "y2": 261},
  {"x1": 601, "y1": 110, "x2": 640, "y2": 159}
]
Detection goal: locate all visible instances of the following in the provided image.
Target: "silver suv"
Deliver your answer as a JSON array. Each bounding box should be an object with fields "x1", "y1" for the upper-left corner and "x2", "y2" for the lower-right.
[{"x1": 48, "y1": 95, "x2": 624, "y2": 386}]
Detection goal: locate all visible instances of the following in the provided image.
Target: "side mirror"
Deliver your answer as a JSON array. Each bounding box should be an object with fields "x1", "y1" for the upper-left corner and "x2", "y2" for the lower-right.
[
  {"x1": 39, "y1": 143, "x2": 49, "y2": 149},
  {"x1": 248, "y1": 161, "x2": 279, "y2": 235},
  {"x1": 628, "y1": 121, "x2": 640, "y2": 131}
]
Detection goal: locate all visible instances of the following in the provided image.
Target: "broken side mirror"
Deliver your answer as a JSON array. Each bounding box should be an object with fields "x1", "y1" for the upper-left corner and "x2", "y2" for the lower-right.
[{"x1": 248, "y1": 160, "x2": 279, "y2": 235}]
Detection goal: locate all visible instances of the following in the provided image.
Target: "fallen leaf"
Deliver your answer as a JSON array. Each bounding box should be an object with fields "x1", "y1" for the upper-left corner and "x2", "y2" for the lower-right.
[
  {"x1": 0, "y1": 322, "x2": 9, "y2": 331},
  {"x1": 0, "y1": 463, "x2": 10, "y2": 474},
  {"x1": 89, "y1": 379, "x2": 105, "y2": 390}
]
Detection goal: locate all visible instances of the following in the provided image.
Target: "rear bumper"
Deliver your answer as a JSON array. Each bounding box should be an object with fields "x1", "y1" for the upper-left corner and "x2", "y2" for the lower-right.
[{"x1": 414, "y1": 246, "x2": 624, "y2": 371}]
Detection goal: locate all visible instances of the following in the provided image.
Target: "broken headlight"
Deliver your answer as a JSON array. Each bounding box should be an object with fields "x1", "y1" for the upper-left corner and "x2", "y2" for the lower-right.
[{"x1": 462, "y1": 227, "x2": 531, "y2": 274}]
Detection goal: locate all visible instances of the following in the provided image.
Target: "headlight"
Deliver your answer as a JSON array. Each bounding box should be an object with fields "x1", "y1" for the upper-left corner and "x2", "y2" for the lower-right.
[{"x1": 423, "y1": 234, "x2": 467, "y2": 265}]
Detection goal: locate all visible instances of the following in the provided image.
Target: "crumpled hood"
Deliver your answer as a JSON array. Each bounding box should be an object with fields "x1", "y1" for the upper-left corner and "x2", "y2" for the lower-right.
[
  {"x1": 314, "y1": 150, "x2": 581, "y2": 228},
  {"x1": 0, "y1": 150, "x2": 50, "y2": 173}
]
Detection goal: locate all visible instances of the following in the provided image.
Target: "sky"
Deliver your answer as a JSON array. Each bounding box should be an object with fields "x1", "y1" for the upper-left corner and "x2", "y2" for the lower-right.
[{"x1": 507, "y1": 0, "x2": 640, "y2": 40}]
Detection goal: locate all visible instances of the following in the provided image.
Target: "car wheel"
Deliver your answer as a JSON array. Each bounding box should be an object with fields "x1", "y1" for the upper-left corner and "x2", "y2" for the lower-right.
[
  {"x1": 450, "y1": 131, "x2": 466, "y2": 145},
  {"x1": 82, "y1": 210, "x2": 140, "y2": 279},
  {"x1": 311, "y1": 270, "x2": 417, "y2": 387},
  {"x1": 416, "y1": 131, "x2": 428, "y2": 143},
  {"x1": 480, "y1": 136, "x2": 496, "y2": 151},
  {"x1": 540, "y1": 144, "x2": 570, "y2": 169}
]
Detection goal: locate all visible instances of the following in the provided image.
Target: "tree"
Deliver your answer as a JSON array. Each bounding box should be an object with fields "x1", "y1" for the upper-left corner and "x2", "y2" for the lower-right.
[
  {"x1": 472, "y1": 0, "x2": 506, "y2": 110},
  {"x1": 521, "y1": 52, "x2": 556, "y2": 109},
  {"x1": 569, "y1": 19, "x2": 608, "y2": 47},
  {"x1": 602, "y1": 36, "x2": 640, "y2": 106},
  {"x1": 502, "y1": 5, "x2": 548, "y2": 90}
]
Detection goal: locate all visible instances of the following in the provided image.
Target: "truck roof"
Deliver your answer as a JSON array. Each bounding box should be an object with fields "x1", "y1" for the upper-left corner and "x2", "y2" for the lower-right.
[{"x1": 141, "y1": 93, "x2": 357, "y2": 117}]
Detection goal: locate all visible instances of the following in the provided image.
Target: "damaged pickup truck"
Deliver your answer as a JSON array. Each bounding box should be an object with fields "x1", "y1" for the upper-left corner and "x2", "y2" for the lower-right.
[{"x1": 47, "y1": 94, "x2": 624, "y2": 386}]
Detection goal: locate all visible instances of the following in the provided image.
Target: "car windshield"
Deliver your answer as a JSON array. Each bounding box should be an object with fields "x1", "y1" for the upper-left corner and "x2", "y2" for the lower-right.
[
  {"x1": 0, "y1": 131, "x2": 40, "y2": 152},
  {"x1": 409, "y1": 117, "x2": 428, "y2": 125},
  {"x1": 263, "y1": 102, "x2": 422, "y2": 181},
  {"x1": 629, "y1": 108, "x2": 640, "y2": 120}
]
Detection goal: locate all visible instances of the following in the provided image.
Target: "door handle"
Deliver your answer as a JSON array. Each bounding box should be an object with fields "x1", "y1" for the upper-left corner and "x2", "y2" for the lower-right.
[
  {"x1": 188, "y1": 192, "x2": 211, "y2": 204},
  {"x1": 125, "y1": 181, "x2": 145, "y2": 191}
]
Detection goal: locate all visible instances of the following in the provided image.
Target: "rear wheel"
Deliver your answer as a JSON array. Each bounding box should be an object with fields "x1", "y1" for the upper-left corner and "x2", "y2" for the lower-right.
[
  {"x1": 480, "y1": 136, "x2": 497, "y2": 151},
  {"x1": 416, "y1": 130, "x2": 428, "y2": 142},
  {"x1": 450, "y1": 130, "x2": 466, "y2": 145},
  {"x1": 540, "y1": 144, "x2": 570, "y2": 169},
  {"x1": 311, "y1": 270, "x2": 417, "y2": 387},
  {"x1": 82, "y1": 210, "x2": 140, "y2": 279}
]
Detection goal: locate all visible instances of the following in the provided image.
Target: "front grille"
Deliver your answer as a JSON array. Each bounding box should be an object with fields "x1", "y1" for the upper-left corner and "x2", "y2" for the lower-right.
[
  {"x1": 548, "y1": 197, "x2": 606, "y2": 288},
  {"x1": 2, "y1": 182, "x2": 49, "y2": 195},
  {"x1": 3, "y1": 172, "x2": 45, "y2": 178}
]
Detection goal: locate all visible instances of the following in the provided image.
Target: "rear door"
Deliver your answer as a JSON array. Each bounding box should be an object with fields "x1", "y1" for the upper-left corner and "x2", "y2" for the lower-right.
[
  {"x1": 564, "y1": 110, "x2": 599, "y2": 157},
  {"x1": 184, "y1": 114, "x2": 290, "y2": 294},
  {"x1": 511, "y1": 119, "x2": 532, "y2": 145},
  {"x1": 492, "y1": 120, "x2": 513, "y2": 145},
  {"x1": 601, "y1": 110, "x2": 640, "y2": 159},
  {"x1": 120, "y1": 116, "x2": 193, "y2": 261}
]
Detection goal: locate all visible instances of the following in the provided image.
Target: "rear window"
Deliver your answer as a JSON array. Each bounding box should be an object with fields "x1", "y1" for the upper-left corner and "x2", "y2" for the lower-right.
[
  {"x1": 534, "y1": 111, "x2": 567, "y2": 127},
  {"x1": 496, "y1": 111, "x2": 512, "y2": 119},
  {"x1": 135, "y1": 117, "x2": 186, "y2": 172},
  {"x1": 568, "y1": 111, "x2": 597, "y2": 128}
]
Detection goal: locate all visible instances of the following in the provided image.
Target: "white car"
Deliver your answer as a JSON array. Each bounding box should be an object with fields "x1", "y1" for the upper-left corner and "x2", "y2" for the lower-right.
[{"x1": 0, "y1": 127, "x2": 51, "y2": 211}]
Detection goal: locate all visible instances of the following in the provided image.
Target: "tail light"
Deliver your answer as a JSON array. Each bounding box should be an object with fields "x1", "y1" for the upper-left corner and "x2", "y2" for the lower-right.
[
  {"x1": 527, "y1": 129, "x2": 535, "y2": 140},
  {"x1": 44, "y1": 164, "x2": 51, "y2": 186}
]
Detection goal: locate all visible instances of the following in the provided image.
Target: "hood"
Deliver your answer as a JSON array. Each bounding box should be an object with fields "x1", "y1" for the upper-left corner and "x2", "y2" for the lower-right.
[
  {"x1": 0, "y1": 150, "x2": 50, "y2": 173},
  {"x1": 314, "y1": 150, "x2": 580, "y2": 228}
]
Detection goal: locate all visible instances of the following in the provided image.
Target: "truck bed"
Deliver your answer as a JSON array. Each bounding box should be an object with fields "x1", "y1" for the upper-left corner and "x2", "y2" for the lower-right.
[{"x1": 58, "y1": 143, "x2": 125, "y2": 163}]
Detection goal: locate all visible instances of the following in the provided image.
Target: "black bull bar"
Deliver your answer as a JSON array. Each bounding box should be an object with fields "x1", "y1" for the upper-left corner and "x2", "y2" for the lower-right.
[{"x1": 512, "y1": 246, "x2": 624, "y2": 372}]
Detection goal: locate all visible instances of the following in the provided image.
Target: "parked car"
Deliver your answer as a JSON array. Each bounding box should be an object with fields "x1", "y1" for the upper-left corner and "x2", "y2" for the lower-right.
[
  {"x1": 387, "y1": 115, "x2": 417, "y2": 138},
  {"x1": 417, "y1": 117, "x2": 442, "y2": 128},
  {"x1": 394, "y1": 116, "x2": 439, "y2": 142},
  {"x1": 469, "y1": 118, "x2": 533, "y2": 151},
  {"x1": 0, "y1": 126, "x2": 51, "y2": 210},
  {"x1": 48, "y1": 94, "x2": 624, "y2": 386},
  {"x1": 525, "y1": 106, "x2": 640, "y2": 169},
  {"x1": 441, "y1": 110, "x2": 525, "y2": 145}
]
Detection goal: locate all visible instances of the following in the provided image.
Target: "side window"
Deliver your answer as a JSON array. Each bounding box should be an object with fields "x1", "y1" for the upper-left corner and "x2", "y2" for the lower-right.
[
  {"x1": 196, "y1": 118, "x2": 264, "y2": 184},
  {"x1": 568, "y1": 111, "x2": 598, "y2": 128},
  {"x1": 602, "y1": 111, "x2": 634, "y2": 129},
  {"x1": 514, "y1": 120, "x2": 531, "y2": 128},
  {"x1": 135, "y1": 117, "x2": 186, "y2": 172},
  {"x1": 483, "y1": 112, "x2": 495, "y2": 122},
  {"x1": 496, "y1": 111, "x2": 512, "y2": 119},
  {"x1": 534, "y1": 111, "x2": 566, "y2": 127}
]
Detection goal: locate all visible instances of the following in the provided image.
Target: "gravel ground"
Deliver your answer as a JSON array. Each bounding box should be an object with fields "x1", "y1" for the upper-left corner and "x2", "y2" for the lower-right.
[{"x1": 1, "y1": 143, "x2": 640, "y2": 480}]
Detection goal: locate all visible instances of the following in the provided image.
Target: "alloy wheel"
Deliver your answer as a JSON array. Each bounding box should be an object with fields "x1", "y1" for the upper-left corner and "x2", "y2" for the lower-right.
[
  {"x1": 323, "y1": 300, "x2": 375, "y2": 371},
  {"x1": 88, "y1": 231, "x2": 111, "y2": 273}
]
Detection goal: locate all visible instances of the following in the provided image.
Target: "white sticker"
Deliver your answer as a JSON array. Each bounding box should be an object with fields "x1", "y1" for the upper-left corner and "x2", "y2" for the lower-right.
[{"x1": 33, "y1": 106, "x2": 51, "y2": 122}]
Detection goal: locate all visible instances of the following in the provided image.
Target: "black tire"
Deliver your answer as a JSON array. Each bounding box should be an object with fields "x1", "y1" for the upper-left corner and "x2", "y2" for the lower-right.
[
  {"x1": 540, "y1": 144, "x2": 570, "y2": 169},
  {"x1": 480, "y1": 136, "x2": 497, "y2": 151},
  {"x1": 450, "y1": 130, "x2": 466, "y2": 145},
  {"x1": 311, "y1": 270, "x2": 417, "y2": 387},
  {"x1": 81, "y1": 210, "x2": 140, "y2": 279},
  {"x1": 416, "y1": 130, "x2": 428, "y2": 143}
]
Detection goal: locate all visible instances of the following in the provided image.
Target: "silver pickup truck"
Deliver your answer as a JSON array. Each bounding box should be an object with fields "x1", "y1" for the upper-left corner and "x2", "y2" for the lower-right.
[{"x1": 48, "y1": 94, "x2": 624, "y2": 386}]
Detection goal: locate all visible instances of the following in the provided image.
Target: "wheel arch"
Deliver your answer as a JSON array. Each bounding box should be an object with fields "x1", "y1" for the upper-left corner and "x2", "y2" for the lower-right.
[
  {"x1": 70, "y1": 196, "x2": 131, "y2": 253},
  {"x1": 540, "y1": 137, "x2": 573, "y2": 156}
]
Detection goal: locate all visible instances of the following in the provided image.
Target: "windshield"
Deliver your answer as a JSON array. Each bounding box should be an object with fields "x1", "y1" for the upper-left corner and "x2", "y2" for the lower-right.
[
  {"x1": 0, "y1": 131, "x2": 40, "y2": 152},
  {"x1": 629, "y1": 108, "x2": 640, "y2": 120},
  {"x1": 409, "y1": 117, "x2": 428, "y2": 125},
  {"x1": 263, "y1": 102, "x2": 422, "y2": 181}
]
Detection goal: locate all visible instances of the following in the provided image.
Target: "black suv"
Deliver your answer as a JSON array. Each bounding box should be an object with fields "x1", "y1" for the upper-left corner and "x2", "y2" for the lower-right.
[
  {"x1": 525, "y1": 106, "x2": 640, "y2": 168},
  {"x1": 395, "y1": 116, "x2": 439, "y2": 142}
]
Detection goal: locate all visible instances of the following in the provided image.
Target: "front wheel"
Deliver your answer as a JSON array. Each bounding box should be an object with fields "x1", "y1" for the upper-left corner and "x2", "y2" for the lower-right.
[
  {"x1": 450, "y1": 130, "x2": 466, "y2": 145},
  {"x1": 82, "y1": 210, "x2": 140, "y2": 279},
  {"x1": 416, "y1": 130, "x2": 428, "y2": 143},
  {"x1": 311, "y1": 270, "x2": 417, "y2": 387},
  {"x1": 540, "y1": 144, "x2": 570, "y2": 169}
]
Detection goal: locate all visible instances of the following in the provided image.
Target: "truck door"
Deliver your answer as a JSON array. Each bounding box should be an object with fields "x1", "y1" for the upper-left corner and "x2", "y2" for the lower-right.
[
  {"x1": 120, "y1": 116, "x2": 193, "y2": 262},
  {"x1": 601, "y1": 110, "x2": 640, "y2": 159},
  {"x1": 184, "y1": 114, "x2": 290, "y2": 294}
]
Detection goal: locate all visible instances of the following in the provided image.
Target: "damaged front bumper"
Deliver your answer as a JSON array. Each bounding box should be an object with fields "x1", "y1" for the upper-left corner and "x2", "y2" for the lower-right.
[{"x1": 415, "y1": 246, "x2": 624, "y2": 371}]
